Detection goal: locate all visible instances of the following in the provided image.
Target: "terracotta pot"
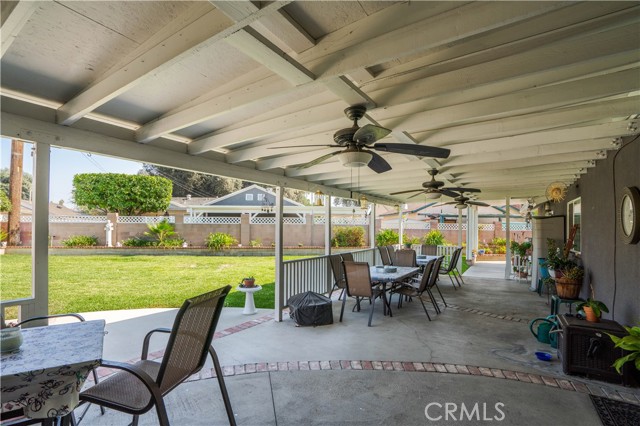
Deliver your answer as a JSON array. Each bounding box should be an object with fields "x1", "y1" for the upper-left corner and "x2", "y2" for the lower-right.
[
  {"x1": 242, "y1": 279, "x2": 255, "y2": 288},
  {"x1": 583, "y1": 306, "x2": 600, "y2": 323}
]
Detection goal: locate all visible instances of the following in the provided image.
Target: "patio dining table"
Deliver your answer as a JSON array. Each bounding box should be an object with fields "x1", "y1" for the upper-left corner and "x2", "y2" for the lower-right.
[
  {"x1": 369, "y1": 266, "x2": 421, "y2": 284},
  {"x1": 1, "y1": 320, "x2": 105, "y2": 422},
  {"x1": 416, "y1": 255, "x2": 440, "y2": 266}
]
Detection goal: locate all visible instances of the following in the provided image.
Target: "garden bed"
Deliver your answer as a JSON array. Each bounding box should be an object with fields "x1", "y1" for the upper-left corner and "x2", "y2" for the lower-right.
[
  {"x1": 3, "y1": 246, "x2": 363, "y2": 256},
  {"x1": 476, "y1": 254, "x2": 506, "y2": 261}
]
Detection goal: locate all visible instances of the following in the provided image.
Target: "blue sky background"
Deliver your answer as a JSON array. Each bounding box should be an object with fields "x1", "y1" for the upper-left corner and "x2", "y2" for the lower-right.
[{"x1": 1, "y1": 137, "x2": 142, "y2": 206}]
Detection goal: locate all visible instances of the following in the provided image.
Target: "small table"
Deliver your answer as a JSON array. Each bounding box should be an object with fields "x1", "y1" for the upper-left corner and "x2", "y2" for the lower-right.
[
  {"x1": 416, "y1": 255, "x2": 439, "y2": 266},
  {"x1": 1, "y1": 320, "x2": 105, "y2": 420},
  {"x1": 550, "y1": 295, "x2": 584, "y2": 316},
  {"x1": 237, "y1": 285, "x2": 262, "y2": 315},
  {"x1": 369, "y1": 266, "x2": 420, "y2": 284}
]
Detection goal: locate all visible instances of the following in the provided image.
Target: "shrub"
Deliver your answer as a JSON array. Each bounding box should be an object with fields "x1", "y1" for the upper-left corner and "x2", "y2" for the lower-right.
[
  {"x1": 122, "y1": 236, "x2": 156, "y2": 247},
  {"x1": 62, "y1": 235, "x2": 99, "y2": 247},
  {"x1": 250, "y1": 239, "x2": 262, "y2": 247},
  {"x1": 402, "y1": 235, "x2": 420, "y2": 247},
  {"x1": 332, "y1": 226, "x2": 365, "y2": 247},
  {"x1": 0, "y1": 229, "x2": 7, "y2": 242},
  {"x1": 375, "y1": 229, "x2": 398, "y2": 246},
  {"x1": 422, "y1": 230, "x2": 446, "y2": 246},
  {"x1": 206, "y1": 232, "x2": 237, "y2": 250},
  {"x1": 160, "y1": 238, "x2": 185, "y2": 248},
  {"x1": 491, "y1": 237, "x2": 507, "y2": 246},
  {"x1": 0, "y1": 191, "x2": 11, "y2": 212},
  {"x1": 145, "y1": 219, "x2": 179, "y2": 247}
]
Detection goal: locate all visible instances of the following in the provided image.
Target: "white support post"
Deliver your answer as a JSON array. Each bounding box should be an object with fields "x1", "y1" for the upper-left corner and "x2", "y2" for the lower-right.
[
  {"x1": 31, "y1": 142, "x2": 50, "y2": 320},
  {"x1": 398, "y1": 207, "x2": 404, "y2": 246},
  {"x1": 324, "y1": 195, "x2": 332, "y2": 256},
  {"x1": 369, "y1": 203, "x2": 376, "y2": 248},
  {"x1": 466, "y1": 206, "x2": 473, "y2": 260},
  {"x1": 457, "y1": 208, "x2": 463, "y2": 270},
  {"x1": 473, "y1": 207, "x2": 479, "y2": 256},
  {"x1": 505, "y1": 196, "x2": 512, "y2": 279},
  {"x1": 274, "y1": 186, "x2": 284, "y2": 322}
]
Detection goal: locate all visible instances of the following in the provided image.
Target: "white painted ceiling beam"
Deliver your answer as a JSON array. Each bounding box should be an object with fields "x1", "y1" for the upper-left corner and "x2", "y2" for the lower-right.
[
  {"x1": 448, "y1": 151, "x2": 602, "y2": 173},
  {"x1": 1, "y1": 0, "x2": 37, "y2": 57},
  {"x1": 56, "y1": 2, "x2": 289, "y2": 127},
  {"x1": 452, "y1": 162, "x2": 593, "y2": 180}
]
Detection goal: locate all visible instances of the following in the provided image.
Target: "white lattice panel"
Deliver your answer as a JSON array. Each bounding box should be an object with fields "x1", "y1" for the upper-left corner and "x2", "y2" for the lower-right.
[
  {"x1": 313, "y1": 217, "x2": 368, "y2": 225},
  {"x1": 437, "y1": 223, "x2": 467, "y2": 231},
  {"x1": 184, "y1": 216, "x2": 240, "y2": 224},
  {"x1": 250, "y1": 216, "x2": 306, "y2": 225},
  {"x1": 478, "y1": 223, "x2": 495, "y2": 231},
  {"x1": 502, "y1": 222, "x2": 531, "y2": 231},
  {"x1": 50, "y1": 216, "x2": 108, "y2": 223},
  {"x1": 118, "y1": 216, "x2": 175, "y2": 224},
  {"x1": 0, "y1": 214, "x2": 7, "y2": 222}
]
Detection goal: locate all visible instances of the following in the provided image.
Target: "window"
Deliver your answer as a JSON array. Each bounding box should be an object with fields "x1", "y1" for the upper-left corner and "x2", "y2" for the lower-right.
[
  {"x1": 257, "y1": 194, "x2": 264, "y2": 201},
  {"x1": 567, "y1": 197, "x2": 581, "y2": 253},
  {"x1": 245, "y1": 194, "x2": 253, "y2": 201}
]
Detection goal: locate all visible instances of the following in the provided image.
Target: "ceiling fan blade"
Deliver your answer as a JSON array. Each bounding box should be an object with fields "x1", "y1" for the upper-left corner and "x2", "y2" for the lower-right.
[
  {"x1": 366, "y1": 151, "x2": 392, "y2": 174},
  {"x1": 297, "y1": 151, "x2": 342, "y2": 169},
  {"x1": 354, "y1": 124, "x2": 391, "y2": 144},
  {"x1": 389, "y1": 189, "x2": 423, "y2": 195},
  {"x1": 268, "y1": 145, "x2": 339, "y2": 149},
  {"x1": 440, "y1": 189, "x2": 461, "y2": 198},
  {"x1": 372, "y1": 143, "x2": 450, "y2": 159},
  {"x1": 432, "y1": 202, "x2": 456, "y2": 208},
  {"x1": 466, "y1": 201, "x2": 490, "y2": 207},
  {"x1": 446, "y1": 187, "x2": 481, "y2": 193}
]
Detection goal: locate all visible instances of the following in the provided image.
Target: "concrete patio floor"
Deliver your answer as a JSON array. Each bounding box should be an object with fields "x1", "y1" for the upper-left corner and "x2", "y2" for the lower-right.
[{"x1": 77, "y1": 262, "x2": 640, "y2": 425}]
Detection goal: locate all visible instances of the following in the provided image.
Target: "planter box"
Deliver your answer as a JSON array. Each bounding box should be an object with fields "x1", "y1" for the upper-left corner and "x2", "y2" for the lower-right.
[{"x1": 476, "y1": 254, "x2": 506, "y2": 261}]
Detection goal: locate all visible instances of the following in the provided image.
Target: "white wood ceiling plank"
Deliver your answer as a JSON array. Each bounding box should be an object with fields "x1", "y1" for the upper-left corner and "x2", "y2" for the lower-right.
[
  {"x1": 452, "y1": 162, "x2": 593, "y2": 179},
  {"x1": 1, "y1": 0, "x2": 37, "y2": 57},
  {"x1": 56, "y1": 2, "x2": 289, "y2": 126}
]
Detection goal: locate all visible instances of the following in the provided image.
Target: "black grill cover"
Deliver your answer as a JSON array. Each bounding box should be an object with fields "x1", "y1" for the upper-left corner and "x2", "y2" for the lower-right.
[{"x1": 287, "y1": 291, "x2": 333, "y2": 326}]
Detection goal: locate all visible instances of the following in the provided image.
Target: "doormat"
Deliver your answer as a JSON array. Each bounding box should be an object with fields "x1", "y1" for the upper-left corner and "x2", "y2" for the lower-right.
[{"x1": 590, "y1": 395, "x2": 640, "y2": 426}]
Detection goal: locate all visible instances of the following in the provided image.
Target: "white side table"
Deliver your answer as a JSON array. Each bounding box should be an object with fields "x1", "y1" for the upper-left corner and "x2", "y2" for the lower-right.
[{"x1": 236, "y1": 285, "x2": 262, "y2": 315}]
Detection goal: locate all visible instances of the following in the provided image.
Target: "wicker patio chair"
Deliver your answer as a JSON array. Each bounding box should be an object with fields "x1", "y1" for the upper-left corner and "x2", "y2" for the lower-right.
[
  {"x1": 78, "y1": 286, "x2": 235, "y2": 426},
  {"x1": 340, "y1": 261, "x2": 391, "y2": 327},
  {"x1": 390, "y1": 259, "x2": 436, "y2": 320}
]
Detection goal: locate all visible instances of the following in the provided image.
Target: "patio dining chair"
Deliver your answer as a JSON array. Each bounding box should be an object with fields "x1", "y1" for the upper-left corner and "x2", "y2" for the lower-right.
[
  {"x1": 329, "y1": 254, "x2": 347, "y2": 300},
  {"x1": 378, "y1": 245, "x2": 392, "y2": 265},
  {"x1": 78, "y1": 286, "x2": 235, "y2": 426},
  {"x1": 340, "y1": 261, "x2": 391, "y2": 327},
  {"x1": 340, "y1": 252, "x2": 354, "y2": 262},
  {"x1": 439, "y1": 247, "x2": 462, "y2": 289},
  {"x1": 385, "y1": 245, "x2": 397, "y2": 265},
  {"x1": 394, "y1": 249, "x2": 417, "y2": 267},
  {"x1": 390, "y1": 259, "x2": 436, "y2": 321}
]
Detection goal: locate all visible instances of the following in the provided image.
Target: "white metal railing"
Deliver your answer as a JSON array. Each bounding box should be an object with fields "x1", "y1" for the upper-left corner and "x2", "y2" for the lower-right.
[
  {"x1": 184, "y1": 216, "x2": 241, "y2": 224},
  {"x1": 437, "y1": 223, "x2": 467, "y2": 231},
  {"x1": 502, "y1": 222, "x2": 531, "y2": 231},
  {"x1": 280, "y1": 247, "x2": 380, "y2": 311},
  {"x1": 117, "y1": 216, "x2": 175, "y2": 224},
  {"x1": 478, "y1": 223, "x2": 495, "y2": 231}
]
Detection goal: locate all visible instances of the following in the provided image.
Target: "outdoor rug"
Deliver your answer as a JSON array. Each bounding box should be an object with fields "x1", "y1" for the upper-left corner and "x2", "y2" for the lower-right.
[{"x1": 590, "y1": 395, "x2": 640, "y2": 426}]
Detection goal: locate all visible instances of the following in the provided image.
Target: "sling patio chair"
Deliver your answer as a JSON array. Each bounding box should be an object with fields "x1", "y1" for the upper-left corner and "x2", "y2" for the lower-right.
[
  {"x1": 385, "y1": 245, "x2": 397, "y2": 265},
  {"x1": 394, "y1": 249, "x2": 417, "y2": 267},
  {"x1": 378, "y1": 245, "x2": 392, "y2": 265},
  {"x1": 439, "y1": 247, "x2": 462, "y2": 289},
  {"x1": 329, "y1": 254, "x2": 347, "y2": 300},
  {"x1": 78, "y1": 286, "x2": 235, "y2": 426},
  {"x1": 340, "y1": 252, "x2": 354, "y2": 262},
  {"x1": 340, "y1": 261, "x2": 392, "y2": 327},
  {"x1": 390, "y1": 259, "x2": 437, "y2": 321}
]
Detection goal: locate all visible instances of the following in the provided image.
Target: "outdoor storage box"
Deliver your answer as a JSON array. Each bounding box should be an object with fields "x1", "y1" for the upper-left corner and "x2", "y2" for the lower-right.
[
  {"x1": 557, "y1": 314, "x2": 636, "y2": 387},
  {"x1": 287, "y1": 291, "x2": 333, "y2": 326}
]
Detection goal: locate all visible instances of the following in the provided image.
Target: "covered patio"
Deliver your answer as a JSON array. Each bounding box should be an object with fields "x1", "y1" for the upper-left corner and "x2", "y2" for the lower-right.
[
  {"x1": 1, "y1": 1, "x2": 639, "y2": 425},
  {"x1": 69, "y1": 263, "x2": 639, "y2": 425}
]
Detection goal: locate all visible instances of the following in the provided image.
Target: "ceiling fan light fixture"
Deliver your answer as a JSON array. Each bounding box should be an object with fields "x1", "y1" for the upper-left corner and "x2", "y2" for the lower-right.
[
  {"x1": 338, "y1": 150, "x2": 373, "y2": 167},
  {"x1": 455, "y1": 203, "x2": 467, "y2": 210},
  {"x1": 425, "y1": 192, "x2": 441, "y2": 199}
]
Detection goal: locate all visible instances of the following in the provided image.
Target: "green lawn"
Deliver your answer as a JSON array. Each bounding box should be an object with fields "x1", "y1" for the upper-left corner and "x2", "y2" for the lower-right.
[{"x1": 0, "y1": 255, "x2": 300, "y2": 314}]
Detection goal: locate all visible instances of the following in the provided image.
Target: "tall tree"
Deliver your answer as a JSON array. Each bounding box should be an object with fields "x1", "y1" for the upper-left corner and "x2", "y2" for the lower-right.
[
  {"x1": 141, "y1": 164, "x2": 247, "y2": 198},
  {"x1": 7, "y1": 140, "x2": 24, "y2": 245},
  {"x1": 73, "y1": 173, "x2": 172, "y2": 215}
]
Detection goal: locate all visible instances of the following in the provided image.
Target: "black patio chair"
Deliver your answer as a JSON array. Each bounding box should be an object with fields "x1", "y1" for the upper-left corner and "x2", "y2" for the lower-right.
[
  {"x1": 394, "y1": 249, "x2": 417, "y2": 267},
  {"x1": 340, "y1": 261, "x2": 391, "y2": 327},
  {"x1": 385, "y1": 245, "x2": 397, "y2": 265},
  {"x1": 329, "y1": 254, "x2": 347, "y2": 300},
  {"x1": 78, "y1": 286, "x2": 235, "y2": 426},
  {"x1": 340, "y1": 252, "x2": 354, "y2": 262}
]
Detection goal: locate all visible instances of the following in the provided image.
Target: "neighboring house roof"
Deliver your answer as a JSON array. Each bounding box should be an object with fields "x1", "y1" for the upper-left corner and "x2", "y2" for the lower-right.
[
  {"x1": 203, "y1": 184, "x2": 302, "y2": 207},
  {"x1": 18, "y1": 201, "x2": 80, "y2": 216}
]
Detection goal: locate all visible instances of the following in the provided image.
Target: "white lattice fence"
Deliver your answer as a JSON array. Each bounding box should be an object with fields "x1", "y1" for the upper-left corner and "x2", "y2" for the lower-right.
[
  {"x1": 314, "y1": 217, "x2": 369, "y2": 225},
  {"x1": 184, "y1": 216, "x2": 241, "y2": 225},
  {"x1": 502, "y1": 222, "x2": 531, "y2": 231},
  {"x1": 437, "y1": 223, "x2": 467, "y2": 231},
  {"x1": 117, "y1": 216, "x2": 175, "y2": 224},
  {"x1": 478, "y1": 223, "x2": 495, "y2": 231},
  {"x1": 250, "y1": 216, "x2": 306, "y2": 225},
  {"x1": 1, "y1": 214, "x2": 108, "y2": 223}
]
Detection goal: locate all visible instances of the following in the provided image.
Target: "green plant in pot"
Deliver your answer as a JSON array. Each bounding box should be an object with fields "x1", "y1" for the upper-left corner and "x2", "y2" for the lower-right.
[
  {"x1": 575, "y1": 299, "x2": 609, "y2": 323},
  {"x1": 608, "y1": 325, "x2": 640, "y2": 375},
  {"x1": 241, "y1": 276, "x2": 255, "y2": 288}
]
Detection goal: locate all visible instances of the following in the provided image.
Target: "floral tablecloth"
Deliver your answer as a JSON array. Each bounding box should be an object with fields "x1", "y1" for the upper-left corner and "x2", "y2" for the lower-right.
[{"x1": 1, "y1": 320, "x2": 105, "y2": 419}]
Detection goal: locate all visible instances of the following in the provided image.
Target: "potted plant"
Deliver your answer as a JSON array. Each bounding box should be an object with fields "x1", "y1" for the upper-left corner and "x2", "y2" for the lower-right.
[
  {"x1": 608, "y1": 325, "x2": 640, "y2": 376},
  {"x1": 241, "y1": 276, "x2": 256, "y2": 288},
  {"x1": 555, "y1": 263, "x2": 584, "y2": 299},
  {"x1": 576, "y1": 299, "x2": 609, "y2": 322}
]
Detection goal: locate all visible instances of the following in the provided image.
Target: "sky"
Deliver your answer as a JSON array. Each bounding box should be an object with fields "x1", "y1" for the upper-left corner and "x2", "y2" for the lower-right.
[{"x1": 1, "y1": 137, "x2": 142, "y2": 206}]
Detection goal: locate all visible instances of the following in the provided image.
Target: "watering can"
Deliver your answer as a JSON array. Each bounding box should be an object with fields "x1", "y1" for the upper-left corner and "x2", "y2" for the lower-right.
[{"x1": 529, "y1": 316, "x2": 558, "y2": 348}]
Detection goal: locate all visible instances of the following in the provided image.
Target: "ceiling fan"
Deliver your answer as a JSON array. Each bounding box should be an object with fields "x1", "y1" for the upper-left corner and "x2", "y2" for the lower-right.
[
  {"x1": 434, "y1": 192, "x2": 490, "y2": 210},
  {"x1": 389, "y1": 169, "x2": 481, "y2": 199},
  {"x1": 268, "y1": 105, "x2": 450, "y2": 173}
]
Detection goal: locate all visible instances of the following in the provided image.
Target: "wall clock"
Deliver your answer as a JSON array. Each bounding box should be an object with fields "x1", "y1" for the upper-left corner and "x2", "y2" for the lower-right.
[{"x1": 620, "y1": 186, "x2": 640, "y2": 244}]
